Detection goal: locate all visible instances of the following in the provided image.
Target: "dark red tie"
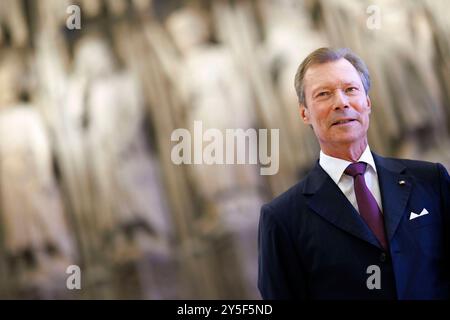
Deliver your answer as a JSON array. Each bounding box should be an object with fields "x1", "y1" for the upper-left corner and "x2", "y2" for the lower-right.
[{"x1": 345, "y1": 162, "x2": 388, "y2": 250}]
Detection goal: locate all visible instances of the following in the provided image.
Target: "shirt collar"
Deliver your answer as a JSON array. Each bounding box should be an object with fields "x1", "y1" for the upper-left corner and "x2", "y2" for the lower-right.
[{"x1": 319, "y1": 145, "x2": 377, "y2": 185}]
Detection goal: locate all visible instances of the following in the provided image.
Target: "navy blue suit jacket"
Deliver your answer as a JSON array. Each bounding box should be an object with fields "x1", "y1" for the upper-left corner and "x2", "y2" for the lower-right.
[{"x1": 258, "y1": 153, "x2": 450, "y2": 299}]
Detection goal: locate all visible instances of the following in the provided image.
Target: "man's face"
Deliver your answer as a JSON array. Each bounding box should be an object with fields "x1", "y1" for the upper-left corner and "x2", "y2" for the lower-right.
[{"x1": 300, "y1": 58, "x2": 371, "y2": 149}]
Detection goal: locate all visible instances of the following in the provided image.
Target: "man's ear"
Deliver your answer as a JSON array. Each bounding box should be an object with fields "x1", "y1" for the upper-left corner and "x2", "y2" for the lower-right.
[
  {"x1": 366, "y1": 95, "x2": 371, "y2": 114},
  {"x1": 300, "y1": 104, "x2": 311, "y2": 124}
]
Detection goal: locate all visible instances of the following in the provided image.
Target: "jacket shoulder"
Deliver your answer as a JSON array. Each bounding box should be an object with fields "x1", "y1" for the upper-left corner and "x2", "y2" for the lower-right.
[
  {"x1": 382, "y1": 156, "x2": 442, "y2": 179},
  {"x1": 261, "y1": 178, "x2": 308, "y2": 223}
]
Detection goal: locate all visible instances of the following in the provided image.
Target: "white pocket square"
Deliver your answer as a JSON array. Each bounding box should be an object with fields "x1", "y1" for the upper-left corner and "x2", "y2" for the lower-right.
[{"x1": 409, "y1": 208, "x2": 429, "y2": 220}]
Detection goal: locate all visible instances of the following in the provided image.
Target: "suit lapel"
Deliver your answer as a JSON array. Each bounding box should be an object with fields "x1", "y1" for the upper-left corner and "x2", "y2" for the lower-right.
[
  {"x1": 373, "y1": 153, "x2": 412, "y2": 243},
  {"x1": 302, "y1": 162, "x2": 381, "y2": 249}
]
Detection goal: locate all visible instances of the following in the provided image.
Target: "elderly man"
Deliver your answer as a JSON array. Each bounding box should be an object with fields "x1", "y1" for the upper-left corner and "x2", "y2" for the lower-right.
[{"x1": 258, "y1": 47, "x2": 450, "y2": 299}]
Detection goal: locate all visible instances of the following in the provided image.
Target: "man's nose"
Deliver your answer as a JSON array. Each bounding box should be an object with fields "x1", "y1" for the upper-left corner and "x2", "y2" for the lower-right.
[{"x1": 332, "y1": 90, "x2": 349, "y2": 110}]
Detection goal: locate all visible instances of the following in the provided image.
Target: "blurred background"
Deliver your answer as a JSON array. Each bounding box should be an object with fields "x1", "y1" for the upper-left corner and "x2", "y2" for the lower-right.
[{"x1": 0, "y1": 0, "x2": 449, "y2": 299}]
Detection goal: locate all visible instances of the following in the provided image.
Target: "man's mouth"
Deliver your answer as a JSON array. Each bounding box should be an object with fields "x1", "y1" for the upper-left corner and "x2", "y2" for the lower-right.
[{"x1": 332, "y1": 119, "x2": 357, "y2": 126}]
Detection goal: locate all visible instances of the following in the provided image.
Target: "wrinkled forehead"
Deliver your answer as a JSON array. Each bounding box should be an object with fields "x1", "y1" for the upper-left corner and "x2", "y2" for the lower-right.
[{"x1": 304, "y1": 58, "x2": 363, "y2": 92}]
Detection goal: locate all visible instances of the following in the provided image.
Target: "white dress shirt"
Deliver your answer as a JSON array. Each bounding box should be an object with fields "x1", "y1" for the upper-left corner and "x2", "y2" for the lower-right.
[{"x1": 319, "y1": 145, "x2": 383, "y2": 214}]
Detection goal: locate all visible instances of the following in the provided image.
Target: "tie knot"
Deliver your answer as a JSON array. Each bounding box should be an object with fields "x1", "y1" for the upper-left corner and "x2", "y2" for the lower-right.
[{"x1": 345, "y1": 162, "x2": 367, "y2": 177}]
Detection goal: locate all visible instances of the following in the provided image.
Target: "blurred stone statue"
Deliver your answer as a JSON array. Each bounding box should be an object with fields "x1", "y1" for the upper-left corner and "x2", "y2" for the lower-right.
[
  {"x1": 0, "y1": 52, "x2": 76, "y2": 298},
  {"x1": 259, "y1": 0, "x2": 327, "y2": 176},
  {"x1": 69, "y1": 34, "x2": 176, "y2": 298},
  {"x1": 0, "y1": 0, "x2": 28, "y2": 48},
  {"x1": 166, "y1": 7, "x2": 264, "y2": 298}
]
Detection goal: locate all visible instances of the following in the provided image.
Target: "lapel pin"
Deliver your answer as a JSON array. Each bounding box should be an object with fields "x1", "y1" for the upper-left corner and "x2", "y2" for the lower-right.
[{"x1": 398, "y1": 180, "x2": 406, "y2": 185}]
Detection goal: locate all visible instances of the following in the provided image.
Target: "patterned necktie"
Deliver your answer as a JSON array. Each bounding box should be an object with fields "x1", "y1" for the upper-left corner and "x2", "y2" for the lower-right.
[{"x1": 345, "y1": 162, "x2": 388, "y2": 250}]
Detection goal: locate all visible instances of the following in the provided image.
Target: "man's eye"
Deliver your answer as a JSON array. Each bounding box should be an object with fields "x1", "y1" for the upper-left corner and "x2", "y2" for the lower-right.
[
  {"x1": 346, "y1": 87, "x2": 358, "y2": 93},
  {"x1": 317, "y1": 91, "x2": 329, "y2": 97}
]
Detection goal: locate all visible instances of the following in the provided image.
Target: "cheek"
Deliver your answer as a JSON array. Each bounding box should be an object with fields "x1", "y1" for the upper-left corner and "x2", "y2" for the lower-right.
[
  {"x1": 360, "y1": 112, "x2": 371, "y2": 130},
  {"x1": 362, "y1": 106, "x2": 371, "y2": 119},
  {"x1": 311, "y1": 107, "x2": 328, "y2": 122},
  {"x1": 309, "y1": 103, "x2": 331, "y2": 128},
  {"x1": 353, "y1": 100, "x2": 370, "y2": 120},
  {"x1": 357, "y1": 98, "x2": 370, "y2": 111}
]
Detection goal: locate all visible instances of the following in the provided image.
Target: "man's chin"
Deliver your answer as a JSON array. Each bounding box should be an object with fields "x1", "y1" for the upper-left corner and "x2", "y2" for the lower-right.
[
  {"x1": 328, "y1": 126, "x2": 367, "y2": 141},
  {"x1": 330, "y1": 135, "x2": 365, "y2": 146}
]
